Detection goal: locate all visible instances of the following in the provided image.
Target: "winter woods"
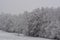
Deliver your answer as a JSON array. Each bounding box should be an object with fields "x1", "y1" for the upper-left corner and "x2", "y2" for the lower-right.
[{"x1": 0, "y1": 7, "x2": 60, "y2": 39}]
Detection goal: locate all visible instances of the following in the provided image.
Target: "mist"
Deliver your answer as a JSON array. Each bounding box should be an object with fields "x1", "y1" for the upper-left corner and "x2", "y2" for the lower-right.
[{"x1": 0, "y1": 0, "x2": 60, "y2": 14}]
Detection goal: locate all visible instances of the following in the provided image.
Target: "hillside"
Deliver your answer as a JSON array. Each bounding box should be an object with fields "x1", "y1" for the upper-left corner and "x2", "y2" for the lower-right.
[{"x1": 0, "y1": 30, "x2": 51, "y2": 40}]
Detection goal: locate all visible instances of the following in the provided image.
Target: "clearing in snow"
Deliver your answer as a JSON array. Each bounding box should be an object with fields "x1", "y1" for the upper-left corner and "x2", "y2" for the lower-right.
[{"x1": 0, "y1": 30, "x2": 52, "y2": 40}]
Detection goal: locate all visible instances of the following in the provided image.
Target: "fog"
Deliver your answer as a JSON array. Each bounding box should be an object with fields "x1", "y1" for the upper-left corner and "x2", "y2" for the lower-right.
[{"x1": 0, "y1": 0, "x2": 60, "y2": 14}]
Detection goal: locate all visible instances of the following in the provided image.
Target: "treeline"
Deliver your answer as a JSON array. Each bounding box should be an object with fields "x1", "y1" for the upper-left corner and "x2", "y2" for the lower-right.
[
  {"x1": 0, "y1": 13, "x2": 25, "y2": 33},
  {"x1": 0, "y1": 7, "x2": 60, "y2": 39}
]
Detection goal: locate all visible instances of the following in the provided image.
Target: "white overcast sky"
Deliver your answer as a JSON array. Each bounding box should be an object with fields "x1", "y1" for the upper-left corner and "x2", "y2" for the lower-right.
[{"x1": 0, "y1": 0, "x2": 60, "y2": 14}]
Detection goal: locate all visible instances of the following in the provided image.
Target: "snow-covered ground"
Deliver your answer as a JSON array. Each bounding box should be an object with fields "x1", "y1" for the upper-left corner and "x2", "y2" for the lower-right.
[{"x1": 0, "y1": 30, "x2": 52, "y2": 40}]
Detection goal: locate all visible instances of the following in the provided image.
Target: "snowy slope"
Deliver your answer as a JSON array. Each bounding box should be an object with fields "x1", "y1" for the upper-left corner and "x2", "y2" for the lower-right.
[{"x1": 0, "y1": 30, "x2": 51, "y2": 40}]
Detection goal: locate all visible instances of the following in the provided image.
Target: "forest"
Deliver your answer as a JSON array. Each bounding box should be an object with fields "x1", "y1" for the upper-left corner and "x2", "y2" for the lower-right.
[{"x1": 0, "y1": 7, "x2": 60, "y2": 40}]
